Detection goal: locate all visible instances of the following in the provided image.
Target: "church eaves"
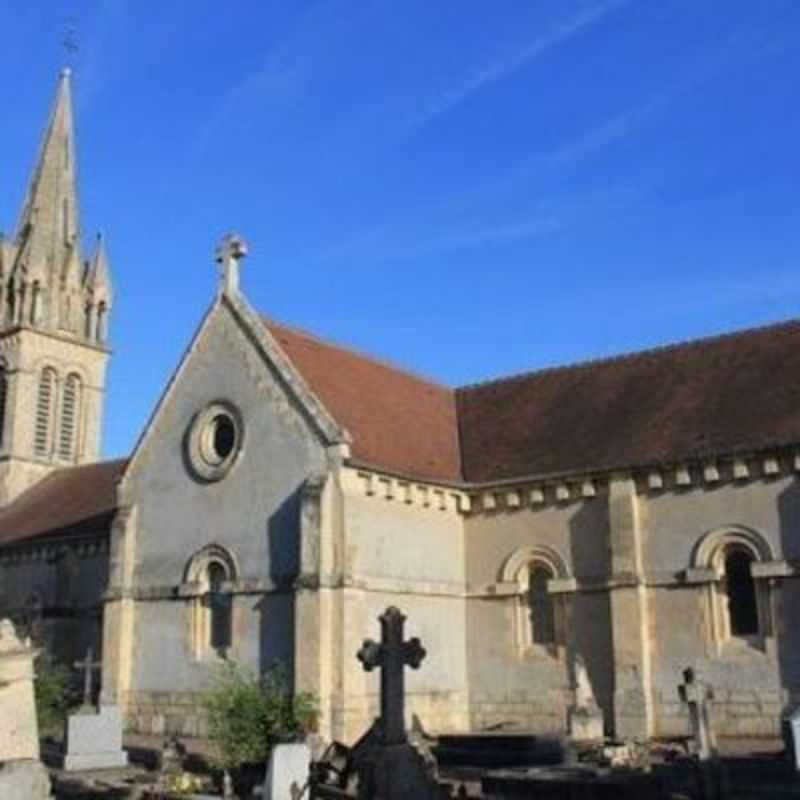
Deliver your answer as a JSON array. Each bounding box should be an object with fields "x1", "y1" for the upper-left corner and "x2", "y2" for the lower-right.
[{"x1": 262, "y1": 315, "x2": 800, "y2": 485}]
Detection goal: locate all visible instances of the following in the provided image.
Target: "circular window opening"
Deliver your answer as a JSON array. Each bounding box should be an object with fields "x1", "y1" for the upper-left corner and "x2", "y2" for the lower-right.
[
  {"x1": 205, "y1": 414, "x2": 236, "y2": 463},
  {"x1": 186, "y1": 403, "x2": 243, "y2": 481}
]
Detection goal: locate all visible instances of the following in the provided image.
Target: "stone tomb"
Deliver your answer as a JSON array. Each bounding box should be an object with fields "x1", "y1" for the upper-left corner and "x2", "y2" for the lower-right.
[{"x1": 0, "y1": 618, "x2": 51, "y2": 800}]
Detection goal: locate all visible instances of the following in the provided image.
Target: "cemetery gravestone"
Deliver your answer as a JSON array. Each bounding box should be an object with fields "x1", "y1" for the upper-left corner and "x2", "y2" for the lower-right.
[
  {"x1": 353, "y1": 606, "x2": 448, "y2": 800},
  {"x1": 62, "y1": 646, "x2": 128, "y2": 771},
  {"x1": 263, "y1": 742, "x2": 311, "y2": 800},
  {"x1": 678, "y1": 668, "x2": 716, "y2": 760},
  {"x1": 783, "y1": 706, "x2": 800, "y2": 772},
  {"x1": 0, "y1": 618, "x2": 51, "y2": 800},
  {"x1": 678, "y1": 667, "x2": 722, "y2": 800},
  {"x1": 567, "y1": 655, "x2": 604, "y2": 743}
]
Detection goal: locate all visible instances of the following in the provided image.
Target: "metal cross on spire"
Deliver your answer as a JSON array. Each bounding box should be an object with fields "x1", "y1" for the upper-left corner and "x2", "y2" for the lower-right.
[
  {"x1": 357, "y1": 606, "x2": 426, "y2": 745},
  {"x1": 62, "y1": 21, "x2": 80, "y2": 70}
]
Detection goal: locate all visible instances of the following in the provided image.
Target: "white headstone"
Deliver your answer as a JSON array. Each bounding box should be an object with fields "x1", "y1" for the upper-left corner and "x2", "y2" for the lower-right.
[
  {"x1": 63, "y1": 705, "x2": 128, "y2": 771},
  {"x1": 784, "y1": 707, "x2": 800, "y2": 771},
  {"x1": 263, "y1": 742, "x2": 311, "y2": 800}
]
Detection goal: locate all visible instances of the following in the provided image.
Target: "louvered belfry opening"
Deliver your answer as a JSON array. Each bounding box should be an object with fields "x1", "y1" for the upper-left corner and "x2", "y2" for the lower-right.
[
  {"x1": 34, "y1": 367, "x2": 56, "y2": 457},
  {"x1": 58, "y1": 373, "x2": 81, "y2": 460}
]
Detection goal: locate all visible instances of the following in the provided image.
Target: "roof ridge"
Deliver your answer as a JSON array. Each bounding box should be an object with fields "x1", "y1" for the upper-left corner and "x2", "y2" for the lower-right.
[
  {"x1": 263, "y1": 316, "x2": 453, "y2": 394},
  {"x1": 456, "y1": 316, "x2": 800, "y2": 394}
]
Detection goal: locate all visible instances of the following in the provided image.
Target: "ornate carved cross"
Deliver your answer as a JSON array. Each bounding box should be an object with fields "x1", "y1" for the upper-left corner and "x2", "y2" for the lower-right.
[
  {"x1": 74, "y1": 646, "x2": 102, "y2": 710},
  {"x1": 357, "y1": 606, "x2": 426, "y2": 745}
]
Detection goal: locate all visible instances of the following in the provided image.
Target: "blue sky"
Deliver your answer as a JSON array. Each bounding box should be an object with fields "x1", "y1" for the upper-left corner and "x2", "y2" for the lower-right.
[{"x1": 1, "y1": 1, "x2": 798, "y2": 458}]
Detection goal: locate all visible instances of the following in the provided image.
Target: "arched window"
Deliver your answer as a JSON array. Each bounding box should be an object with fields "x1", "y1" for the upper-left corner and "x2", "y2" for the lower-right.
[
  {"x1": 502, "y1": 546, "x2": 568, "y2": 655},
  {"x1": 528, "y1": 564, "x2": 556, "y2": 645},
  {"x1": 724, "y1": 549, "x2": 759, "y2": 637},
  {"x1": 58, "y1": 373, "x2": 81, "y2": 461},
  {"x1": 0, "y1": 360, "x2": 8, "y2": 449},
  {"x1": 207, "y1": 562, "x2": 232, "y2": 655},
  {"x1": 34, "y1": 367, "x2": 56, "y2": 457},
  {"x1": 693, "y1": 526, "x2": 772, "y2": 651},
  {"x1": 185, "y1": 545, "x2": 238, "y2": 659}
]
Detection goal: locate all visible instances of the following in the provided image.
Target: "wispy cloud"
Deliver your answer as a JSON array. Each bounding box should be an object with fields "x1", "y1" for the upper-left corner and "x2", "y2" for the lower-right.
[
  {"x1": 410, "y1": 0, "x2": 630, "y2": 128},
  {"x1": 190, "y1": 0, "x2": 382, "y2": 157}
]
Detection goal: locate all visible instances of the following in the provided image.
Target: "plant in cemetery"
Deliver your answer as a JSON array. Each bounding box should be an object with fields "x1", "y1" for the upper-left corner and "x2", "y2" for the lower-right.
[
  {"x1": 33, "y1": 650, "x2": 73, "y2": 737},
  {"x1": 202, "y1": 661, "x2": 318, "y2": 772}
]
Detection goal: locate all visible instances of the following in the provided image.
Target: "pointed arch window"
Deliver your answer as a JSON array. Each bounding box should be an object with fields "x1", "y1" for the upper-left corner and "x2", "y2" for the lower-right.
[
  {"x1": 34, "y1": 367, "x2": 56, "y2": 457},
  {"x1": 58, "y1": 373, "x2": 81, "y2": 461}
]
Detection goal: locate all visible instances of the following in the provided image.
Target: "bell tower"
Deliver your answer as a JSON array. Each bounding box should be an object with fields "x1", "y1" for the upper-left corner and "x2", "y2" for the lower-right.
[{"x1": 0, "y1": 69, "x2": 113, "y2": 504}]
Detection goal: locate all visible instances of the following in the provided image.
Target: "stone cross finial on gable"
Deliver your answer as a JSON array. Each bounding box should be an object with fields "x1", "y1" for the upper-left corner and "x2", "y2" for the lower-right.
[
  {"x1": 357, "y1": 606, "x2": 426, "y2": 745},
  {"x1": 215, "y1": 233, "x2": 248, "y2": 296}
]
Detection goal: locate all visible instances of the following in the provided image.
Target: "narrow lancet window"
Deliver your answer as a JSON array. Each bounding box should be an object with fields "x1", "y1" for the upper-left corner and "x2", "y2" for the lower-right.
[
  {"x1": 726, "y1": 550, "x2": 759, "y2": 636},
  {"x1": 207, "y1": 562, "x2": 232, "y2": 655},
  {"x1": 528, "y1": 565, "x2": 556, "y2": 645},
  {"x1": 34, "y1": 367, "x2": 56, "y2": 456},
  {"x1": 58, "y1": 373, "x2": 81, "y2": 460}
]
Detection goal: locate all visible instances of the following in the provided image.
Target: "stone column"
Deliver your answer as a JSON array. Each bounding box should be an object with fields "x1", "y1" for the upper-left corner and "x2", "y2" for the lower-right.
[
  {"x1": 0, "y1": 619, "x2": 51, "y2": 799},
  {"x1": 101, "y1": 503, "x2": 138, "y2": 709},
  {"x1": 607, "y1": 475, "x2": 654, "y2": 739},
  {"x1": 294, "y1": 472, "x2": 342, "y2": 741}
]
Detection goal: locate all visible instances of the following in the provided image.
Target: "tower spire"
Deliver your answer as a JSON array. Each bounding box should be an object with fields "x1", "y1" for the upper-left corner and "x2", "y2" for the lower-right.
[{"x1": 13, "y1": 69, "x2": 80, "y2": 306}]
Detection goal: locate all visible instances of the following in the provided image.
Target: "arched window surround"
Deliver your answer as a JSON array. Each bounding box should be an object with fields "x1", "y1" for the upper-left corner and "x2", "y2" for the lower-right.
[
  {"x1": 184, "y1": 545, "x2": 239, "y2": 660},
  {"x1": 692, "y1": 525, "x2": 774, "y2": 654},
  {"x1": 501, "y1": 546, "x2": 569, "y2": 657}
]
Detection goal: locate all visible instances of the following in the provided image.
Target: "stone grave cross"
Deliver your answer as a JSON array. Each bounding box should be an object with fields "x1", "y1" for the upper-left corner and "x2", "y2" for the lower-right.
[
  {"x1": 74, "y1": 647, "x2": 102, "y2": 710},
  {"x1": 679, "y1": 667, "x2": 716, "y2": 760},
  {"x1": 357, "y1": 606, "x2": 426, "y2": 745}
]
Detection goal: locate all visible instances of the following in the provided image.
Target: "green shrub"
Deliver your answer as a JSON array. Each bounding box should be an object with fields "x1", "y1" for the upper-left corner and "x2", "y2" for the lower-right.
[
  {"x1": 201, "y1": 662, "x2": 318, "y2": 772},
  {"x1": 34, "y1": 651, "x2": 72, "y2": 737}
]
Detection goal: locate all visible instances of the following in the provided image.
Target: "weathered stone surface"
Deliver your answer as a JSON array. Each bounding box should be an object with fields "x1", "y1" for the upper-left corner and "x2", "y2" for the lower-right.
[
  {"x1": 0, "y1": 619, "x2": 40, "y2": 762},
  {"x1": 0, "y1": 759, "x2": 51, "y2": 800}
]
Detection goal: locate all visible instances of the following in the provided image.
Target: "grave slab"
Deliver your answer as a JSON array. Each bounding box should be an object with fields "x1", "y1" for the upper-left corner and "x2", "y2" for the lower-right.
[
  {"x1": 264, "y1": 742, "x2": 311, "y2": 799},
  {"x1": 63, "y1": 705, "x2": 129, "y2": 771}
]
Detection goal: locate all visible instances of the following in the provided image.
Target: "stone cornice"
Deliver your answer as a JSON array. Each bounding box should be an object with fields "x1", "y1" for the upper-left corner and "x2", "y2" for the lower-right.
[{"x1": 339, "y1": 465, "x2": 471, "y2": 514}]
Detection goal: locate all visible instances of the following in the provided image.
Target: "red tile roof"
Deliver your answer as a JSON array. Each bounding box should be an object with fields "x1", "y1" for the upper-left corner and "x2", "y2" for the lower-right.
[
  {"x1": 5, "y1": 317, "x2": 798, "y2": 552},
  {"x1": 457, "y1": 320, "x2": 800, "y2": 482},
  {"x1": 265, "y1": 320, "x2": 461, "y2": 482},
  {"x1": 0, "y1": 459, "x2": 126, "y2": 548},
  {"x1": 266, "y1": 317, "x2": 800, "y2": 484}
]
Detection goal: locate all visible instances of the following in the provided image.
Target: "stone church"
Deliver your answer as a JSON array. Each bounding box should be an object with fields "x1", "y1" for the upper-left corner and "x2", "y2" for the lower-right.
[{"x1": 2, "y1": 71, "x2": 800, "y2": 744}]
